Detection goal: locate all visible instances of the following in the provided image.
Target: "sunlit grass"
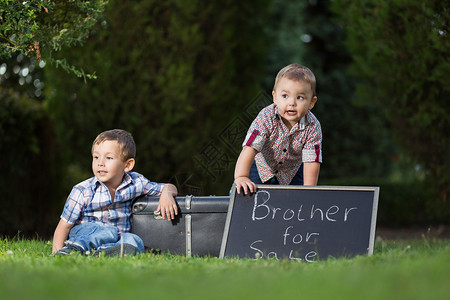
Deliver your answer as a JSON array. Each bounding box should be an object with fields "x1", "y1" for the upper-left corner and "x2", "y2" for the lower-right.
[{"x1": 0, "y1": 237, "x2": 449, "y2": 300}]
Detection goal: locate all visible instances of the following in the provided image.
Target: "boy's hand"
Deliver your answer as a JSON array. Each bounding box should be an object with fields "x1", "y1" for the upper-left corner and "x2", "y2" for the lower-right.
[
  {"x1": 156, "y1": 183, "x2": 178, "y2": 221},
  {"x1": 234, "y1": 177, "x2": 257, "y2": 195}
]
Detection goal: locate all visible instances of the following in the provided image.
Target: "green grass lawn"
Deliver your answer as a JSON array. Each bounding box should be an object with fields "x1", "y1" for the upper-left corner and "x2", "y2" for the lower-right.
[{"x1": 0, "y1": 237, "x2": 449, "y2": 300}]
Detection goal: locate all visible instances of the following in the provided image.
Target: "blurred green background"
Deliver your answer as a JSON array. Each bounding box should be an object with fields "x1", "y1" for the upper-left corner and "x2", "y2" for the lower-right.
[{"x1": 1, "y1": 0, "x2": 448, "y2": 238}]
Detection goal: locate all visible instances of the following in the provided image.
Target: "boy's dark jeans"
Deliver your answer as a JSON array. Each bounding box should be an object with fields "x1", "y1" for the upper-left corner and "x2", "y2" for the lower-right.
[{"x1": 249, "y1": 161, "x2": 304, "y2": 185}]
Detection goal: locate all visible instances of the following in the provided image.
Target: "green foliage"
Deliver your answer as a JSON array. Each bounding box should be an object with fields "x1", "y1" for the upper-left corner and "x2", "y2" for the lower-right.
[
  {"x1": 0, "y1": 238, "x2": 449, "y2": 300},
  {"x1": 0, "y1": 53, "x2": 46, "y2": 99},
  {"x1": 323, "y1": 176, "x2": 449, "y2": 227},
  {"x1": 44, "y1": 0, "x2": 269, "y2": 195},
  {"x1": 262, "y1": 0, "x2": 308, "y2": 89},
  {"x1": 0, "y1": 0, "x2": 108, "y2": 80},
  {"x1": 2, "y1": 0, "x2": 447, "y2": 239},
  {"x1": 300, "y1": 0, "x2": 396, "y2": 180},
  {"x1": 331, "y1": 0, "x2": 450, "y2": 205},
  {"x1": 0, "y1": 88, "x2": 62, "y2": 238},
  {"x1": 376, "y1": 181, "x2": 448, "y2": 226}
]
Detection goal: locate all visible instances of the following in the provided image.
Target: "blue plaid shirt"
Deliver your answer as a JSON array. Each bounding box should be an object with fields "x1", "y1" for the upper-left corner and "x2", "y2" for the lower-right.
[{"x1": 61, "y1": 172, "x2": 163, "y2": 233}]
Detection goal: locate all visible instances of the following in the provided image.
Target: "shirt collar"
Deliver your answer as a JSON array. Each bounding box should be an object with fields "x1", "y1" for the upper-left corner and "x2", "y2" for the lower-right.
[
  {"x1": 92, "y1": 172, "x2": 133, "y2": 190},
  {"x1": 298, "y1": 115, "x2": 307, "y2": 130},
  {"x1": 92, "y1": 176, "x2": 101, "y2": 187},
  {"x1": 122, "y1": 172, "x2": 133, "y2": 186}
]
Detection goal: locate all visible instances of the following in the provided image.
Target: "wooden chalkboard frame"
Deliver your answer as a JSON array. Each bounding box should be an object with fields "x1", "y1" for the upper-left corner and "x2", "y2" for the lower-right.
[{"x1": 220, "y1": 185, "x2": 380, "y2": 261}]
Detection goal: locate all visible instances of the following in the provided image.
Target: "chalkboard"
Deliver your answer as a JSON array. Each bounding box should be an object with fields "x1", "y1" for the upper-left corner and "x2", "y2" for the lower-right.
[{"x1": 220, "y1": 185, "x2": 379, "y2": 261}]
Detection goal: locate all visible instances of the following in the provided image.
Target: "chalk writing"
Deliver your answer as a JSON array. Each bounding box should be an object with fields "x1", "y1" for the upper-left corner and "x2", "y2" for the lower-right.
[
  {"x1": 221, "y1": 186, "x2": 379, "y2": 261},
  {"x1": 282, "y1": 226, "x2": 319, "y2": 245},
  {"x1": 252, "y1": 190, "x2": 358, "y2": 223},
  {"x1": 250, "y1": 240, "x2": 318, "y2": 262}
]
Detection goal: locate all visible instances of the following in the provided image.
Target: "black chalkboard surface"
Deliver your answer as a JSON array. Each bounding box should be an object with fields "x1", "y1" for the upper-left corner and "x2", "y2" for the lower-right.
[{"x1": 220, "y1": 185, "x2": 379, "y2": 261}]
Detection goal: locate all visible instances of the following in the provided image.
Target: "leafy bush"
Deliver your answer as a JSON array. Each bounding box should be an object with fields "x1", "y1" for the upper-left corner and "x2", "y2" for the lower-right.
[
  {"x1": 44, "y1": 0, "x2": 269, "y2": 195},
  {"x1": 331, "y1": 0, "x2": 450, "y2": 206},
  {"x1": 0, "y1": 0, "x2": 107, "y2": 79},
  {"x1": 322, "y1": 177, "x2": 449, "y2": 227},
  {"x1": 0, "y1": 88, "x2": 62, "y2": 238}
]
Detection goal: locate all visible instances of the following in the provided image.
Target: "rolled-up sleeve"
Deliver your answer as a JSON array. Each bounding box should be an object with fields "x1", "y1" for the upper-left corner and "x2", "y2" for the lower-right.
[
  {"x1": 242, "y1": 106, "x2": 274, "y2": 152},
  {"x1": 302, "y1": 115, "x2": 323, "y2": 163},
  {"x1": 242, "y1": 129, "x2": 265, "y2": 152}
]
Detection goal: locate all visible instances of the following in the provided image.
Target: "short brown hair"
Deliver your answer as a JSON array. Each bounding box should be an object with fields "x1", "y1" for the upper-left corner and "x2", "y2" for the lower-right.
[
  {"x1": 92, "y1": 129, "x2": 136, "y2": 161},
  {"x1": 273, "y1": 63, "x2": 317, "y2": 97}
]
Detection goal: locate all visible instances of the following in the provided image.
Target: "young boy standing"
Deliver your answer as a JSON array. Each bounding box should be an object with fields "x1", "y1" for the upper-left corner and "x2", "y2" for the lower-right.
[
  {"x1": 52, "y1": 129, "x2": 178, "y2": 256},
  {"x1": 234, "y1": 63, "x2": 322, "y2": 194}
]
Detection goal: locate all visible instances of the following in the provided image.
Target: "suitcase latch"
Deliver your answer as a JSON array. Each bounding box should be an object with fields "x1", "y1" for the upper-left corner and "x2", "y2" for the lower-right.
[
  {"x1": 153, "y1": 211, "x2": 163, "y2": 220},
  {"x1": 186, "y1": 195, "x2": 192, "y2": 210},
  {"x1": 185, "y1": 214, "x2": 192, "y2": 257}
]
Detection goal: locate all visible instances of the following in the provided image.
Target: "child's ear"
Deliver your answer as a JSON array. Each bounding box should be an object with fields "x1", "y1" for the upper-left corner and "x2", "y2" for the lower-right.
[
  {"x1": 309, "y1": 96, "x2": 318, "y2": 110},
  {"x1": 124, "y1": 158, "x2": 135, "y2": 172},
  {"x1": 272, "y1": 90, "x2": 277, "y2": 105}
]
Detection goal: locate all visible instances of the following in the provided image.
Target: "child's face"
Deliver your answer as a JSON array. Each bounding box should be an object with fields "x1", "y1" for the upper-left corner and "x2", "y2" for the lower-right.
[
  {"x1": 92, "y1": 140, "x2": 134, "y2": 190},
  {"x1": 272, "y1": 77, "x2": 317, "y2": 130}
]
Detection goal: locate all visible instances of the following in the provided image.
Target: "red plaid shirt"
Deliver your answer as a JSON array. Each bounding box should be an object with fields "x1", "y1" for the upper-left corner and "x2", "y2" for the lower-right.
[{"x1": 243, "y1": 104, "x2": 322, "y2": 185}]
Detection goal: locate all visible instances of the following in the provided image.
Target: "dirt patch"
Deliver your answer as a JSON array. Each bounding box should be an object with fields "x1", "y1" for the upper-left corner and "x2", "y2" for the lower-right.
[{"x1": 375, "y1": 225, "x2": 450, "y2": 240}]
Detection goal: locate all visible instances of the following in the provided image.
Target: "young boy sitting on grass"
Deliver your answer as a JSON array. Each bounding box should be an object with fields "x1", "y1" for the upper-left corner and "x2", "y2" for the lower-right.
[
  {"x1": 52, "y1": 129, "x2": 178, "y2": 256},
  {"x1": 234, "y1": 63, "x2": 322, "y2": 194}
]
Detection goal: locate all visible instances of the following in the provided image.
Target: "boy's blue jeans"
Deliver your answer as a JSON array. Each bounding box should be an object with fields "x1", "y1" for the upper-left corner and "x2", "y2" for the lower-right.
[
  {"x1": 66, "y1": 222, "x2": 145, "y2": 253},
  {"x1": 249, "y1": 161, "x2": 304, "y2": 185}
]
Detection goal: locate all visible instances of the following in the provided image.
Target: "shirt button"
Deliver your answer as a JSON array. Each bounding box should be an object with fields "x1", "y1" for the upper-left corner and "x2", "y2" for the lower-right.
[
  {"x1": 275, "y1": 170, "x2": 279, "y2": 174},
  {"x1": 283, "y1": 149, "x2": 287, "y2": 152},
  {"x1": 279, "y1": 161, "x2": 283, "y2": 164}
]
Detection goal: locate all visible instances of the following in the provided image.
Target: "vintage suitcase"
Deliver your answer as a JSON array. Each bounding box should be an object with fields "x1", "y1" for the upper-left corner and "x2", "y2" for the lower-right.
[{"x1": 131, "y1": 195, "x2": 229, "y2": 257}]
